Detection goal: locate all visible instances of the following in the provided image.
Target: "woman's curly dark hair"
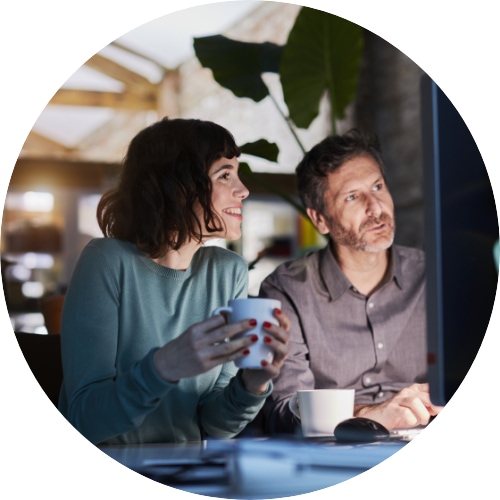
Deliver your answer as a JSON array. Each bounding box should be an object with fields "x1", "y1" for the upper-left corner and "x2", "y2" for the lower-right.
[{"x1": 97, "y1": 117, "x2": 240, "y2": 258}]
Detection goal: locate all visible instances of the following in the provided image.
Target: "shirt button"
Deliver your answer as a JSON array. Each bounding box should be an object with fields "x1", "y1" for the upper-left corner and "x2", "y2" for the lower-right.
[
  {"x1": 377, "y1": 342, "x2": 384, "y2": 349},
  {"x1": 364, "y1": 376, "x2": 372, "y2": 384},
  {"x1": 368, "y1": 302, "x2": 374, "y2": 309},
  {"x1": 377, "y1": 392, "x2": 385, "y2": 398}
]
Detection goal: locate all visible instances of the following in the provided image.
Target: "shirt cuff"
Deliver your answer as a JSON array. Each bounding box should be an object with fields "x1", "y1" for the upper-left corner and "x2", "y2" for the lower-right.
[{"x1": 140, "y1": 347, "x2": 180, "y2": 395}]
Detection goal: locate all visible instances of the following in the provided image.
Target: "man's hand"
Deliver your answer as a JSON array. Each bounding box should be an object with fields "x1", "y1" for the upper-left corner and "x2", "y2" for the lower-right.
[{"x1": 355, "y1": 383, "x2": 443, "y2": 430}]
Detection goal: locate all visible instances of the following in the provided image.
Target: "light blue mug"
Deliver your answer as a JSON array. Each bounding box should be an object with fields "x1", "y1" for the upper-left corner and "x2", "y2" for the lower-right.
[{"x1": 212, "y1": 298, "x2": 281, "y2": 369}]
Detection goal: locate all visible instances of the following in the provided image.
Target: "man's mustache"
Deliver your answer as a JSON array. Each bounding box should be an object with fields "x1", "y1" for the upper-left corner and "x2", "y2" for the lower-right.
[{"x1": 360, "y1": 213, "x2": 394, "y2": 232}]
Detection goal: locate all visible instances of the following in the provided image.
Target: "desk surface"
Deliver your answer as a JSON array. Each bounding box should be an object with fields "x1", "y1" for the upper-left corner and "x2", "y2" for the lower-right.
[{"x1": 100, "y1": 437, "x2": 407, "y2": 498}]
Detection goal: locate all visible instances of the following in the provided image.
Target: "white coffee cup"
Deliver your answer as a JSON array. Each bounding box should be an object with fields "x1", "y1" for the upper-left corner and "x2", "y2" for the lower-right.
[
  {"x1": 212, "y1": 297, "x2": 281, "y2": 369},
  {"x1": 289, "y1": 389, "x2": 355, "y2": 437}
]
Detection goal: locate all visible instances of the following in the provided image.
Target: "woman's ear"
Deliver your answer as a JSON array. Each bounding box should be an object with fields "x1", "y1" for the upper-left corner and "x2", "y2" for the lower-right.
[{"x1": 306, "y1": 208, "x2": 330, "y2": 235}]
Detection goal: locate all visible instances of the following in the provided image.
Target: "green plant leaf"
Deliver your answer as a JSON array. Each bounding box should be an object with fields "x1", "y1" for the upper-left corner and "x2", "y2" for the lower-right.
[
  {"x1": 280, "y1": 7, "x2": 364, "y2": 129},
  {"x1": 239, "y1": 139, "x2": 279, "y2": 163},
  {"x1": 238, "y1": 162, "x2": 253, "y2": 176},
  {"x1": 193, "y1": 35, "x2": 283, "y2": 102}
]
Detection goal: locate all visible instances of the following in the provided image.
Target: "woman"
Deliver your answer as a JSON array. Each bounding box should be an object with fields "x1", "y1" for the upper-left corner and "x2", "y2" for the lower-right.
[{"x1": 58, "y1": 117, "x2": 290, "y2": 444}]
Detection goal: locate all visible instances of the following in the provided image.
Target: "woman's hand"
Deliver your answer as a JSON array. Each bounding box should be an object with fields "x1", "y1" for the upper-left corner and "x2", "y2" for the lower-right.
[
  {"x1": 240, "y1": 308, "x2": 291, "y2": 395},
  {"x1": 153, "y1": 314, "x2": 261, "y2": 382}
]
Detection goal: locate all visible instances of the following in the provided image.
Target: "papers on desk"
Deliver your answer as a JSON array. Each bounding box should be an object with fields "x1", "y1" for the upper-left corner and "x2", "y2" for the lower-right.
[
  {"x1": 100, "y1": 438, "x2": 407, "y2": 499},
  {"x1": 226, "y1": 438, "x2": 406, "y2": 498},
  {"x1": 102, "y1": 441, "x2": 232, "y2": 496}
]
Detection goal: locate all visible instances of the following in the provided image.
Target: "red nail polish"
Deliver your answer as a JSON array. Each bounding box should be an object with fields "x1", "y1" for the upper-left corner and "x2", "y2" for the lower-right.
[
  {"x1": 249, "y1": 319, "x2": 257, "y2": 326},
  {"x1": 250, "y1": 334, "x2": 258, "y2": 342},
  {"x1": 243, "y1": 349, "x2": 250, "y2": 355},
  {"x1": 264, "y1": 336, "x2": 272, "y2": 344},
  {"x1": 261, "y1": 360, "x2": 269, "y2": 367},
  {"x1": 275, "y1": 308, "x2": 282, "y2": 315},
  {"x1": 263, "y1": 321, "x2": 271, "y2": 328}
]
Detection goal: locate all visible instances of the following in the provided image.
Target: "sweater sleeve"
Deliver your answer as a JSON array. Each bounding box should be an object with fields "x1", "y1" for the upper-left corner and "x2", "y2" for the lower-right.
[
  {"x1": 199, "y1": 369, "x2": 272, "y2": 438},
  {"x1": 59, "y1": 243, "x2": 176, "y2": 444}
]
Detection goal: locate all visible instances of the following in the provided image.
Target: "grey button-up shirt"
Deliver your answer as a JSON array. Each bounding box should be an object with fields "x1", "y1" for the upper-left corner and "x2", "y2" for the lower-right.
[{"x1": 259, "y1": 242, "x2": 427, "y2": 434}]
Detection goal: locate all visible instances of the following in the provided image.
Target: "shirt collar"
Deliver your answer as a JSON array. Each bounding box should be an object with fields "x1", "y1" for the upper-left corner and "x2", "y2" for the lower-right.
[
  {"x1": 319, "y1": 242, "x2": 404, "y2": 302},
  {"x1": 391, "y1": 246, "x2": 405, "y2": 290},
  {"x1": 318, "y1": 242, "x2": 351, "y2": 302}
]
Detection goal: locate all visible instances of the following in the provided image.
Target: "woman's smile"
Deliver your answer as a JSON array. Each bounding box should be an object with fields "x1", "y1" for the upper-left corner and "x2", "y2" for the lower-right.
[{"x1": 222, "y1": 206, "x2": 243, "y2": 220}]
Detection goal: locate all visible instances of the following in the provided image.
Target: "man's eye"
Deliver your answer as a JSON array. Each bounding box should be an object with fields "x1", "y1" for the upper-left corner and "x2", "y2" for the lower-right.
[{"x1": 346, "y1": 194, "x2": 355, "y2": 201}]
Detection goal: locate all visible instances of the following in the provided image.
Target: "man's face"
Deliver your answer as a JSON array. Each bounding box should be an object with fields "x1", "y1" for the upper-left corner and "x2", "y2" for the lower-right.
[{"x1": 308, "y1": 154, "x2": 395, "y2": 253}]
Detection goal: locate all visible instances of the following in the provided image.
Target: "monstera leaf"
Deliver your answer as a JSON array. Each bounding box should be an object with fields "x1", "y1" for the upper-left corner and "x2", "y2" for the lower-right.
[
  {"x1": 193, "y1": 35, "x2": 283, "y2": 102},
  {"x1": 280, "y1": 8, "x2": 364, "y2": 130},
  {"x1": 239, "y1": 139, "x2": 279, "y2": 162},
  {"x1": 191, "y1": 8, "x2": 364, "y2": 226}
]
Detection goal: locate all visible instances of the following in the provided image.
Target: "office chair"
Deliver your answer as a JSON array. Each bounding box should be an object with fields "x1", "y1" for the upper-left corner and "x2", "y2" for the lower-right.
[{"x1": 15, "y1": 331, "x2": 63, "y2": 407}]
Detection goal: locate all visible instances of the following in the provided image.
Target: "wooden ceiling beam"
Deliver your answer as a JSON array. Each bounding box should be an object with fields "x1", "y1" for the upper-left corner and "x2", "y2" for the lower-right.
[
  {"x1": 85, "y1": 54, "x2": 158, "y2": 96},
  {"x1": 48, "y1": 53, "x2": 159, "y2": 110},
  {"x1": 9, "y1": 158, "x2": 298, "y2": 197},
  {"x1": 49, "y1": 88, "x2": 157, "y2": 110},
  {"x1": 22, "y1": 130, "x2": 71, "y2": 153},
  {"x1": 111, "y1": 41, "x2": 170, "y2": 71},
  {"x1": 8, "y1": 158, "x2": 118, "y2": 190}
]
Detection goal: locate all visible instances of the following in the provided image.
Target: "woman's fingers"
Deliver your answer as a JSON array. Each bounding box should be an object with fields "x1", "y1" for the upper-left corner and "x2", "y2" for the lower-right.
[
  {"x1": 187, "y1": 309, "x2": 291, "y2": 376},
  {"x1": 260, "y1": 309, "x2": 291, "y2": 365},
  {"x1": 192, "y1": 315, "x2": 255, "y2": 348},
  {"x1": 207, "y1": 332, "x2": 257, "y2": 362},
  {"x1": 239, "y1": 312, "x2": 292, "y2": 394},
  {"x1": 274, "y1": 308, "x2": 291, "y2": 331}
]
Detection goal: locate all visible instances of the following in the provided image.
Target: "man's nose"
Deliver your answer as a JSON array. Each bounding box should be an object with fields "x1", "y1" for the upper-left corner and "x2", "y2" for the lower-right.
[{"x1": 366, "y1": 195, "x2": 383, "y2": 217}]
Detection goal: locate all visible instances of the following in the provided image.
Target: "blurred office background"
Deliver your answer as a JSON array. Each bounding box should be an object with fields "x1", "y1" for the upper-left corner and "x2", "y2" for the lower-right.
[{"x1": 2, "y1": 1, "x2": 428, "y2": 334}]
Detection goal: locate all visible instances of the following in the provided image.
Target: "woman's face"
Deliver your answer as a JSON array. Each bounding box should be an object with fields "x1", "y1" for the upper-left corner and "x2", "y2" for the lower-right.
[{"x1": 199, "y1": 156, "x2": 250, "y2": 241}]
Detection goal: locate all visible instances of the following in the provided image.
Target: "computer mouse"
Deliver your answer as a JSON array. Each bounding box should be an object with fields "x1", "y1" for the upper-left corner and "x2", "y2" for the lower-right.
[{"x1": 334, "y1": 417, "x2": 390, "y2": 443}]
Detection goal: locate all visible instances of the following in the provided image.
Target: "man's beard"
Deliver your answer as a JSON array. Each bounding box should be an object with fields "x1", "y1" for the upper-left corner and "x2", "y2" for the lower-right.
[{"x1": 329, "y1": 212, "x2": 395, "y2": 252}]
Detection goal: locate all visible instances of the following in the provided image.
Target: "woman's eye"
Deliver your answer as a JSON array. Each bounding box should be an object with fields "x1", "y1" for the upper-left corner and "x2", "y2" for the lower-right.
[
  {"x1": 346, "y1": 194, "x2": 355, "y2": 202},
  {"x1": 219, "y1": 172, "x2": 230, "y2": 181},
  {"x1": 373, "y1": 183, "x2": 383, "y2": 192}
]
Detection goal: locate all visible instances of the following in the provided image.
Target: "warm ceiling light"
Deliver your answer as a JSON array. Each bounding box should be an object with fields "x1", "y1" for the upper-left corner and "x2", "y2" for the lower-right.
[
  {"x1": 22, "y1": 192, "x2": 54, "y2": 212},
  {"x1": 5, "y1": 191, "x2": 54, "y2": 212},
  {"x1": 21, "y1": 281, "x2": 44, "y2": 298}
]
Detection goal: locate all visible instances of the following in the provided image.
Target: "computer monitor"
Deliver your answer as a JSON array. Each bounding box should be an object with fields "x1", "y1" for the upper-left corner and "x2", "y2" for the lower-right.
[{"x1": 421, "y1": 74, "x2": 498, "y2": 406}]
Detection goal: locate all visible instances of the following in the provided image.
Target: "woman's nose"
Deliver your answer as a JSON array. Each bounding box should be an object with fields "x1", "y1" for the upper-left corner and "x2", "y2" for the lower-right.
[{"x1": 235, "y1": 178, "x2": 250, "y2": 199}]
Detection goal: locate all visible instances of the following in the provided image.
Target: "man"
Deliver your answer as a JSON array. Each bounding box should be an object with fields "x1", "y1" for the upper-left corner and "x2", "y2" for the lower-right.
[{"x1": 259, "y1": 129, "x2": 442, "y2": 434}]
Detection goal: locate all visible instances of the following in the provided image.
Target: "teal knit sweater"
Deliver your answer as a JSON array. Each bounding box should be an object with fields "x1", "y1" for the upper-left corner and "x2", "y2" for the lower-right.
[{"x1": 58, "y1": 238, "x2": 270, "y2": 444}]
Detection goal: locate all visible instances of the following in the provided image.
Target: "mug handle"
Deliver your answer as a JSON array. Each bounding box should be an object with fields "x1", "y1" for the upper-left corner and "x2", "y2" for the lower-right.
[
  {"x1": 288, "y1": 393, "x2": 301, "y2": 420},
  {"x1": 212, "y1": 306, "x2": 232, "y2": 317}
]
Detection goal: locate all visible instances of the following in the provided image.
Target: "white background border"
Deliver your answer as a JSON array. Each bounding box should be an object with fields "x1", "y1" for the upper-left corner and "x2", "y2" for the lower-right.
[{"x1": 1, "y1": 1, "x2": 498, "y2": 498}]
